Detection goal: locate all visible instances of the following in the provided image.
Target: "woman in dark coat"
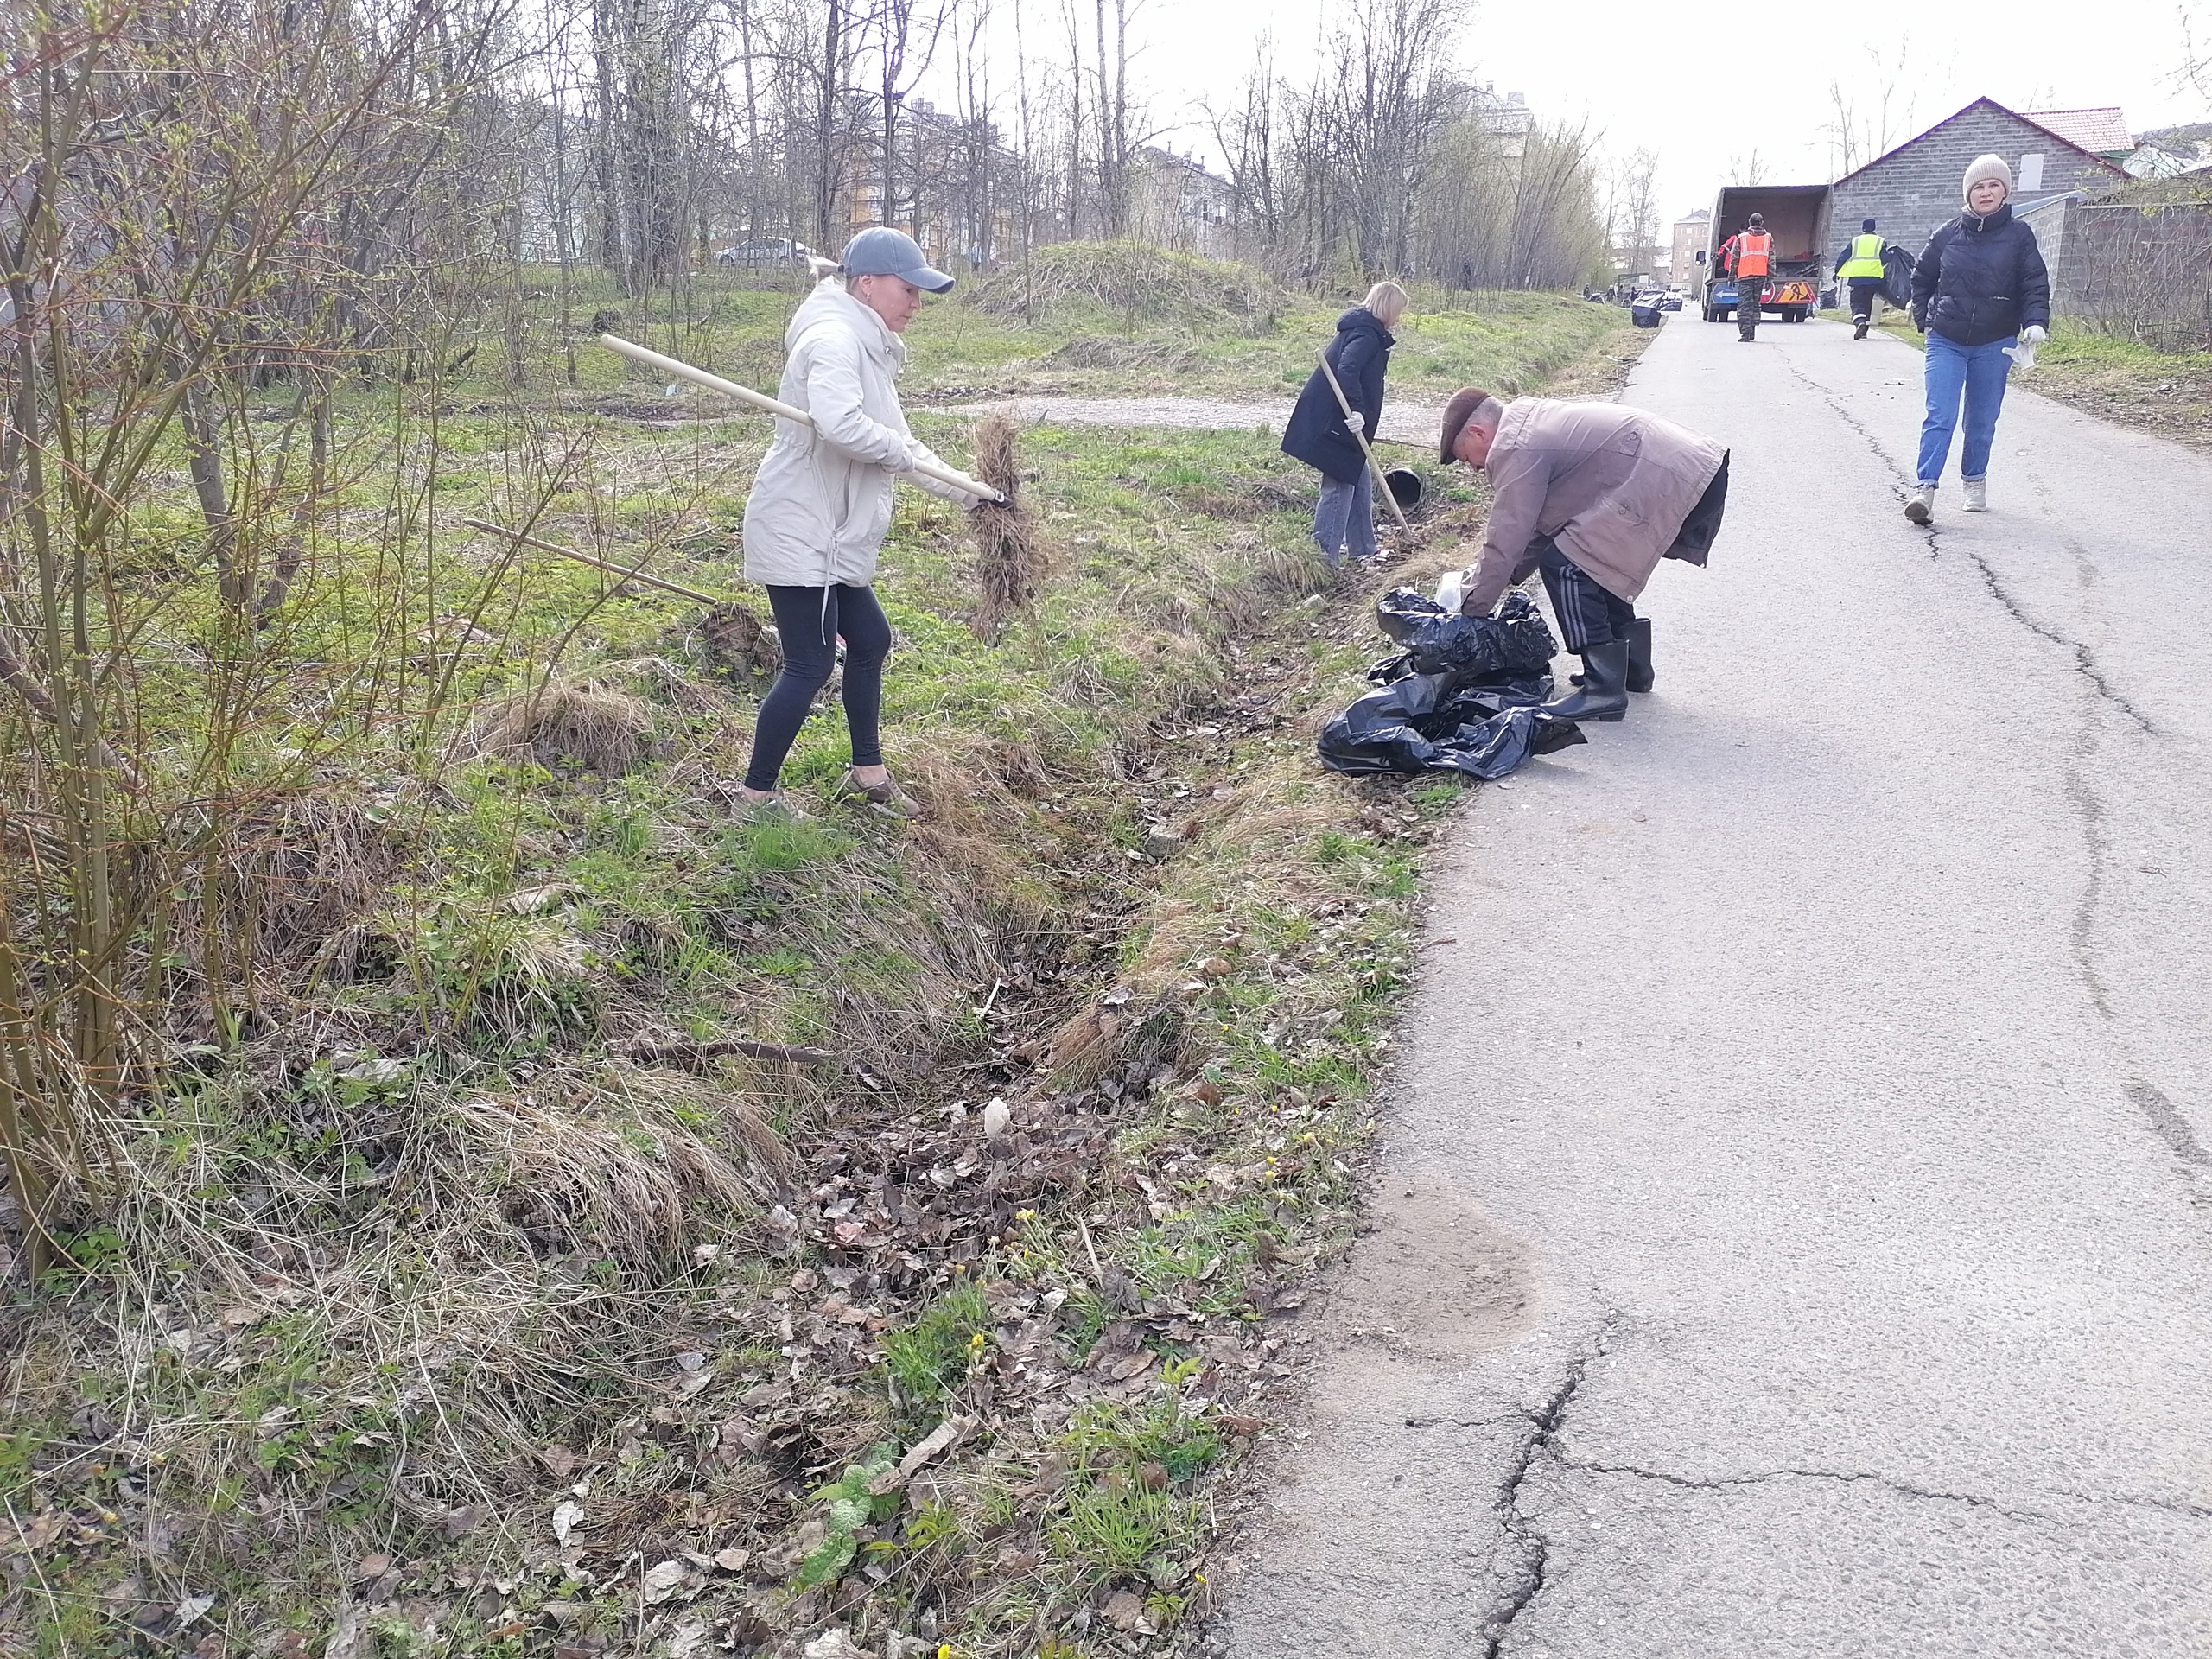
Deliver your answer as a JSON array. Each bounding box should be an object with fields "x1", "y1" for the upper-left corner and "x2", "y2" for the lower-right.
[
  {"x1": 1905, "y1": 154, "x2": 2050, "y2": 523},
  {"x1": 1281, "y1": 282, "x2": 1408, "y2": 569}
]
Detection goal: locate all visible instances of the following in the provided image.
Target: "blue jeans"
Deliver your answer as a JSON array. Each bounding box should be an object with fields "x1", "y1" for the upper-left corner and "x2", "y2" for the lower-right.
[
  {"x1": 1313, "y1": 467, "x2": 1376, "y2": 566},
  {"x1": 1916, "y1": 331, "x2": 2014, "y2": 486}
]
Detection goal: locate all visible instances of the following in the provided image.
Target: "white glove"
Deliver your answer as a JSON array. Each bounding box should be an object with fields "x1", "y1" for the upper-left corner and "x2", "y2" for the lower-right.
[
  {"x1": 2003, "y1": 334, "x2": 2039, "y2": 372},
  {"x1": 2022, "y1": 325, "x2": 2047, "y2": 345},
  {"x1": 1344, "y1": 407, "x2": 1367, "y2": 434}
]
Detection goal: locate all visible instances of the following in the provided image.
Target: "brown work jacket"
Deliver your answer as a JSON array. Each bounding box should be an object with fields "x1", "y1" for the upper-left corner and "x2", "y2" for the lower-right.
[{"x1": 1461, "y1": 397, "x2": 1727, "y2": 615}]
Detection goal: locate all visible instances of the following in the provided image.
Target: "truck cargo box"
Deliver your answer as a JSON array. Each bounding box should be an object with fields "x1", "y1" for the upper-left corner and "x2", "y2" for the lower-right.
[{"x1": 1701, "y1": 183, "x2": 1831, "y2": 323}]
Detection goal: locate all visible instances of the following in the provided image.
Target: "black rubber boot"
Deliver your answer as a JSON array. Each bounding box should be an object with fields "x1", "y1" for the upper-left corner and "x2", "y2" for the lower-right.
[
  {"x1": 1546, "y1": 640, "x2": 1630, "y2": 721},
  {"x1": 1625, "y1": 618, "x2": 1654, "y2": 693}
]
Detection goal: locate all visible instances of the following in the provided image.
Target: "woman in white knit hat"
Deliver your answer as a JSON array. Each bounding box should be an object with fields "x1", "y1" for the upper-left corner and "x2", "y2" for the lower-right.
[{"x1": 1902, "y1": 153, "x2": 2050, "y2": 522}]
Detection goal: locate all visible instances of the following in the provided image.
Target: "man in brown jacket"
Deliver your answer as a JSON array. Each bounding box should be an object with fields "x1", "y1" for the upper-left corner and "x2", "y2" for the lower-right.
[{"x1": 1440, "y1": 387, "x2": 1729, "y2": 721}]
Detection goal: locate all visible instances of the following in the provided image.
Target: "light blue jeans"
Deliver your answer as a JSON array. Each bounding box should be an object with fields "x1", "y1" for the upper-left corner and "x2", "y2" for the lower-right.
[
  {"x1": 1313, "y1": 467, "x2": 1376, "y2": 567},
  {"x1": 1917, "y1": 330, "x2": 2014, "y2": 486}
]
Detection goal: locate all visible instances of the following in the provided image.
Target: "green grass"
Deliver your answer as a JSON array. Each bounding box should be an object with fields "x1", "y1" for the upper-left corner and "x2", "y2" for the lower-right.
[
  {"x1": 1, "y1": 243, "x2": 1643, "y2": 1659},
  {"x1": 883, "y1": 1280, "x2": 995, "y2": 1414}
]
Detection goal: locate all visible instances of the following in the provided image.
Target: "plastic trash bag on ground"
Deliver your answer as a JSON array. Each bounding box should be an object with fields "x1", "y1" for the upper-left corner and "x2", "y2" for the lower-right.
[
  {"x1": 1316, "y1": 680, "x2": 1586, "y2": 779},
  {"x1": 1372, "y1": 588, "x2": 1559, "y2": 679},
  {"x1": 1321, "y1": 594, "x2": 1585, "y2": 780}
]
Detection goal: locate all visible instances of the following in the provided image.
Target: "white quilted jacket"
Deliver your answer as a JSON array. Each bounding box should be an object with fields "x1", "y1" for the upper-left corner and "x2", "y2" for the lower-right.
[{"x1": 741, "y1": 283, "x2": 974, "y2": 588}]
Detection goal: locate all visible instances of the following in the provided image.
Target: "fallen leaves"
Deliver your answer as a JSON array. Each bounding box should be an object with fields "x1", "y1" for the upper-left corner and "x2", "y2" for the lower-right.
[{"x1": 550, "y1": 1499, "x2": 586, "y2": 1547}]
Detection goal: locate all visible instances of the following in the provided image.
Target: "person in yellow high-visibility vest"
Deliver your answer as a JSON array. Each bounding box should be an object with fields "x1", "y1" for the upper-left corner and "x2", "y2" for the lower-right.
[
  {"x1": 1834, "y1": 217, "x2": 1889, "y2": 340},
  {"x1": 1714, "y1": 213, "x2": 1774, "y2": 341}
]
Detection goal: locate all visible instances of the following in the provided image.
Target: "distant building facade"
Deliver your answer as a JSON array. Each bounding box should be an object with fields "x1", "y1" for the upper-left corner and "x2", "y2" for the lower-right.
[
  {"x1": 1668, "y1": 209, "x2": 1709, "y2": 283},
  {"x1": 1831, "y1": 97, "x2": 2128, "y2": 245},
  {"x1": 2124, "y1": 123, "x2": 2212, "y2": 180},
  {"x1": 1129, "y1": 146, "x2": 1237, "y2": 258}
]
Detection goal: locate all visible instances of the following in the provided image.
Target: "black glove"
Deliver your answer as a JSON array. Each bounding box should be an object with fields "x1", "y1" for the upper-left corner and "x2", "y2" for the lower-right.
[{"x1": 1910, "y1": 304, "x2": 1926, "y2": 333}]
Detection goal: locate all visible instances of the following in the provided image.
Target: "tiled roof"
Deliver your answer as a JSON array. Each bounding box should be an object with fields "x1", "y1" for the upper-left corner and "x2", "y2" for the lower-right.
[{"x1": 2024, "y1": 108, "x2": 2133, "y2": 154}]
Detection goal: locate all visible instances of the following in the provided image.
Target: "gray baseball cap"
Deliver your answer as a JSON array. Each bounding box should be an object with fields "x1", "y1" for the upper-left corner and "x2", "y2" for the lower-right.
[{"x1": 840, "y1": 226, "x2": 953, "y2": 293}]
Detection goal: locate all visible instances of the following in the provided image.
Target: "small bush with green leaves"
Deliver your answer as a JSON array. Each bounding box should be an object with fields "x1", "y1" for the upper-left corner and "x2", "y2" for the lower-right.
[{"x1": 796, "y1": 1445, "x2": 902, "y2": 1589}]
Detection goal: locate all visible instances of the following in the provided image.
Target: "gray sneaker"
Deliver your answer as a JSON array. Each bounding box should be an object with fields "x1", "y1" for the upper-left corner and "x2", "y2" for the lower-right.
[
  {"x1": 1962, "y1": 477, "x2": 1988, "y2": 512},
  {"x1": 1904, "y1": 485, "x2": 1936, "y2": 524},
  {"x1": 842, "y1": 769, "x2": 922, "y2": 818},
  {"x1": 739, "y1": 790, "x2": 808, "y2": 822}
]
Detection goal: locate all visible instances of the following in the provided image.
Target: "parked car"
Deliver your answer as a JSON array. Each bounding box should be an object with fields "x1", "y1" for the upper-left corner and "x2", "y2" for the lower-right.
[{"x1": 715, "y1": 237, "x2": 814, "y2": 270}]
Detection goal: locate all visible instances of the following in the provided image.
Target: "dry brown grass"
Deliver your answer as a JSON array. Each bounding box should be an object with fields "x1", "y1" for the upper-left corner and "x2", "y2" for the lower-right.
[
  {"x1": 449, "y1": 1077, "x2": 756, "y2": 1268},
  {"x1": 969, "y1": 412, "x2": 1046, "y2": 640},
  {"x1": 469, "y1": 679, "x2": 655, "y2": 774}
]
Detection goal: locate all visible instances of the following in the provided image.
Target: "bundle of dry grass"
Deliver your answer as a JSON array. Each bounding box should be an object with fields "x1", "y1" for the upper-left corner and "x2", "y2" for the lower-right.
[
  {"x1": 469, "y1": 679, "x2": 654, "y2": 774},
  {"x1": 970, "y1": 411, "x2": 1045, "y2": 639}
]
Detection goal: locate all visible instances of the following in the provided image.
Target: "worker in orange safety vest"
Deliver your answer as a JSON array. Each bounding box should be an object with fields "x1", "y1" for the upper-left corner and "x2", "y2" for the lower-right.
[{"x1": 1715, "y1": 213, "x2": 1774, "y2": 342}]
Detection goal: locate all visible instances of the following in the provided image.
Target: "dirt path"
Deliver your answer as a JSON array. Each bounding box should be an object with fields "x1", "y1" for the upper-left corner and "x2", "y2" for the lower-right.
[{"x1": 944, "y1": 395, "x2": 1449, "y2": 451}]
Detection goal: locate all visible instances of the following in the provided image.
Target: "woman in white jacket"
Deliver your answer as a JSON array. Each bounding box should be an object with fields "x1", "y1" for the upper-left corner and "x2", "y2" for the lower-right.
[{"x1": 739, "y1": 226, "x2": 982, "y2": 815}]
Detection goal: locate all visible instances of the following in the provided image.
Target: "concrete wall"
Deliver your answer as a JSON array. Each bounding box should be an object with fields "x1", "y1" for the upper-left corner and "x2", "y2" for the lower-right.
[{"x1": 1832, "y1": 102, "x2": 2126, "y2": 253}]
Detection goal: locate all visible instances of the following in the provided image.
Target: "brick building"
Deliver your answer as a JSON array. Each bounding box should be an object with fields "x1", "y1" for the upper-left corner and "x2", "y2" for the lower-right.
[
  {"x1": 1667, "y1": 209, "x2": 1709, "y2": 283},
  {"x1": 1831, "y1": 98, "x2": 2128, "y2": 247}
]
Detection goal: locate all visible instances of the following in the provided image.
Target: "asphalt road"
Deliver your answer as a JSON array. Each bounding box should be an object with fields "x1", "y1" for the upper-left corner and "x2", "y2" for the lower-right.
[{"x1": 1213, "y1": 312, "x2": 2212, "y2": 1656}]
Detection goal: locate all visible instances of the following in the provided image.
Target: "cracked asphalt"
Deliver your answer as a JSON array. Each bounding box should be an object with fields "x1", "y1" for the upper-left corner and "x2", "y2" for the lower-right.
[{"x1": 1213, "y1": 314, "x2": 2212, "y2": 1656}]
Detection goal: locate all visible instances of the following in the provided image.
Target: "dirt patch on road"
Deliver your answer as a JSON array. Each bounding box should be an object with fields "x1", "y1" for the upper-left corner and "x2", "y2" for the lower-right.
[{"x1": 1332, "y1": 1183, "x2": 1542, "y2": 1367}]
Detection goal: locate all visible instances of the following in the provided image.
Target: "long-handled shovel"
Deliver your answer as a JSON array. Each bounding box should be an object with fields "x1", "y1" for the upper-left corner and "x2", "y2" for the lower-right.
[
  {"x1": 597, "y1": 333, "x2": 1006, "y2": 505},
  {"x1": 1317, "y1": 353, "x2": 1410, "y2": 530}
]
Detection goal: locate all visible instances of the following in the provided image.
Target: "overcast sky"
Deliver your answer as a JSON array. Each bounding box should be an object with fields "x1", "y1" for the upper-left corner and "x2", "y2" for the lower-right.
[{"x1": 1077, "y1": 0, "x2": 2209, "y2": 225}]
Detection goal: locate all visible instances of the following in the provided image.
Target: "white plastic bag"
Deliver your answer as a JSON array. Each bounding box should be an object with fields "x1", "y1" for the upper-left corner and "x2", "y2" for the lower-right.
[{"x1": 1432, "y1": 569, "x2": 1465, "y2": 613}]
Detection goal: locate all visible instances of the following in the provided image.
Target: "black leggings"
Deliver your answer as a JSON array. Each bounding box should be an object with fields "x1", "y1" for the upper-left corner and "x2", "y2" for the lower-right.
[{"x1": 744, "y1": 583, "x2": 892, "y2": 791}]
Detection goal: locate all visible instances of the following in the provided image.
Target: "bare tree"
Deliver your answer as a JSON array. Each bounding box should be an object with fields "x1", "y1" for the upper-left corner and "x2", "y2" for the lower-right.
[{"x1": 1825, "y1": 41, "x2": 1919, "y2": 178}]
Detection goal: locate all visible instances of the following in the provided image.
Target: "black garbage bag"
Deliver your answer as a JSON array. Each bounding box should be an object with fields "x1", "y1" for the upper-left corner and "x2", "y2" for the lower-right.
[
  {"x1": 1316, "y1": 674, "x2": 1586, "y2": 780},
  {"x1": 1881, "y1": 245, "x2": 1916, "y2": 311},
  {"x1": 1317, "y1": 696, "x2": 1586, "y2": 780},
  {"x1": 1372, "y1": 588, "x2": 1558, "y2": 679}
]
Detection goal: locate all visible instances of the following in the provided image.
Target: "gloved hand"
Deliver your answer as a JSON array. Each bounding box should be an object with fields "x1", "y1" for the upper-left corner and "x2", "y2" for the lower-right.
[
  {"x1": 2021, "y1": 325, "x2": 2048, "y2": 345},
  {"x1": 1910, "y1": 304, "x2": 1926, "y2": 333},
  {"x1": 1343, "y1": 407, "x2": 1368, "y2": 435},
  {"x1": 2004, "y1": 325, "x2": 2045, "y2": 372}
]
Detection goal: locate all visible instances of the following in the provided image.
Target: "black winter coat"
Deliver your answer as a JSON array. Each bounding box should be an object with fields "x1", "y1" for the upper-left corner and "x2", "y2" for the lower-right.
[
  {"x1": 1281, "y1": 308, "x2": 1394, "y2": 484},
  {"x1": 1910, "y1": 204, "x2": 2050, "y2": 348}
]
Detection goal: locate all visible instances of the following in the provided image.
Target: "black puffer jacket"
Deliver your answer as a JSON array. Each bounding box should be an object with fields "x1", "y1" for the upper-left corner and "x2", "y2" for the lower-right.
[
  {"x1": 1910, "y1": 204, "x2": 2050, "y2": 347},
  {"x1": 1281, "y1": 308, "x2": 1394, "y2": 484}
]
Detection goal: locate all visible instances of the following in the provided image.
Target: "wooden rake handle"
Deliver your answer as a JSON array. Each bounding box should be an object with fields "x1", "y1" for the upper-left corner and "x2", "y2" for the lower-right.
[
  {"x1": 1317, "y1": 352, "x2": 1409, "y2": 529},
  {"x1": 597, "y1": 334, "x2": 1006, "y2": 505}
]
